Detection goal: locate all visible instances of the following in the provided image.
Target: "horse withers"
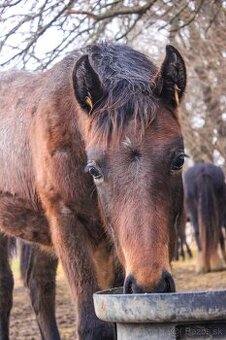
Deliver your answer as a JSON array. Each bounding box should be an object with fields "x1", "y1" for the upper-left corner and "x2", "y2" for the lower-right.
[
  {"x1": 0, "y1": 43, "x2": 186, "y2": 339},
  {"x1": 184, "y1": 162, "x2": 226, "y2": 273}
]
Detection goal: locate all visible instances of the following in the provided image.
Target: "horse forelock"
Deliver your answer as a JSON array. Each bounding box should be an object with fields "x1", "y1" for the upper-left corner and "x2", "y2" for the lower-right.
[{"x1": 84, "y1": 43, "x2": 159, "y2": 143}]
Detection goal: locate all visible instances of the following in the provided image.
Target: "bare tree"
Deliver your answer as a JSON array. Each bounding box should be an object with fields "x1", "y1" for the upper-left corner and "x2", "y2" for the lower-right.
[
  {"x1": 0, "y1": 0, "x2": 214, "y2": 70},
  {"x1": 167, "y1": 1, "x2": 226, "y2": 169},
  {"x1": 0, "y1": 0, "x2": 158, "y2": 69}
]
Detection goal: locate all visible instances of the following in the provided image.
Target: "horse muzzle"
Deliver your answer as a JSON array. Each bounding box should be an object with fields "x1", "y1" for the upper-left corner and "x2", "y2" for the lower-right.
[{"x1": 123, "y1": 270, "x2": 175, "y2": 294}]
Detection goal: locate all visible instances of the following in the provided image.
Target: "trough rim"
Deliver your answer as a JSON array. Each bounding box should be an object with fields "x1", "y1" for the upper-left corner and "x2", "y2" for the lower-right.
[{"x1": 93, "y1": 287, "x2": 226, "y2": 324}]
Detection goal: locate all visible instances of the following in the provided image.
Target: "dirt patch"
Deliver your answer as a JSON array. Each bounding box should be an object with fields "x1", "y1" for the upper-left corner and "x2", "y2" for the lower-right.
[
  {"x1": 9, "y1": 254, "x2": 226, "y2": 340},
  {"x1": 173, "y1": 254, "x2": 226, "y2": 292}
]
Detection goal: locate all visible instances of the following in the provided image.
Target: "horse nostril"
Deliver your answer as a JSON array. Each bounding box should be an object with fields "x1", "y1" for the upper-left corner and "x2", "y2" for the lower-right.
[
  {"x1": 123, "y1": 271, "x2": 175, "y2": 294},
  {"x1": 154, "y1": 271, "x2": 176, "y2": 293},
  {"x1": 123, "y1": 274, "x2": 145, "y2": 294},
  {"x1": 164, "y1": 272, "x2": 176, "y2": 293}
]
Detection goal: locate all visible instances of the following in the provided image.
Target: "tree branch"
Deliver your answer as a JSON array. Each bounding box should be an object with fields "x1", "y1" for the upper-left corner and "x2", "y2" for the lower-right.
[{"x1": 66, "y1": 0, "x2": 157, "y2": 21}]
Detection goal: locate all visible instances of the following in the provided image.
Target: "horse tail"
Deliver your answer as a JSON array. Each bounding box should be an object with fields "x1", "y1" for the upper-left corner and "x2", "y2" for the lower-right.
[
  {"x1": 197, "y1": 173, "x2": 219, "y2": 271},
  {"x1": 19, "y1": 241, "x2": 32, "y2": 282}
]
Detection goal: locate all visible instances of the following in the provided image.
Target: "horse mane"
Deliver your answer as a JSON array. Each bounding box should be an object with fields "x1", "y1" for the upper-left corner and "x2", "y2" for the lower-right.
[{"x1": 85, "y1": 43, "x2": 159, "y2": 142}]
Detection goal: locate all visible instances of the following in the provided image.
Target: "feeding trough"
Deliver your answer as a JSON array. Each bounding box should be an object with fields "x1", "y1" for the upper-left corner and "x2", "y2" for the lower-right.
[{"x1": 93, "y1": 288, "x2": 226, "y2": 339}]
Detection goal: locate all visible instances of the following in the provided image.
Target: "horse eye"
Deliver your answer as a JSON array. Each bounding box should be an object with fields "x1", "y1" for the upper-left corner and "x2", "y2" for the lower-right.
[
  {"x1": 89, "y1": 166, "x2": 102, "y2": 179},
  {"x1": 171, "y1": 153, "x2": 185, "y2": 171},
  {"x1": 85, "y1": 162, "x2": 103, "y2": 181}
]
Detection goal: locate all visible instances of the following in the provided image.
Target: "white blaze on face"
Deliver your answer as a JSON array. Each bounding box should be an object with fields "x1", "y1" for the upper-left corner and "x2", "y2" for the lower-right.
[{"x1": 122, "y1": 137, "x2": 133, "y2": 149}]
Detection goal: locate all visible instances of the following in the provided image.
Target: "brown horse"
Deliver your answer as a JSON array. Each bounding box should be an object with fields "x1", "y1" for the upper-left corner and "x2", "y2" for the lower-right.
[{"x1": 0, "y1": 43, "x2": 186, "y2": 339}]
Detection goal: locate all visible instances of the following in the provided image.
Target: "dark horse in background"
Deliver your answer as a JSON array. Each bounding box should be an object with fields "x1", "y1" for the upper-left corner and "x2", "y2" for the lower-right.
[
  {"x1": 184, "y1": 162, "x2": 226, "y2": 273},
  {"x1": 0, "y1": 43, "x2": 186, "y2": 339}
]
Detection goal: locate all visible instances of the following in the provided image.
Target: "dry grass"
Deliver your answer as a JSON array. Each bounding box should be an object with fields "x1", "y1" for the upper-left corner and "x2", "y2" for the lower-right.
[{"x1": 172, "y1": 252, "x2": 226, "y2": 292}]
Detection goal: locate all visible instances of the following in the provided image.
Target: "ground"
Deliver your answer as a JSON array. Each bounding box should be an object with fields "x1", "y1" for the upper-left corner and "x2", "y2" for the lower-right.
[{"x1": 9, "y1": 252, "x2": 226, "y2": 340}]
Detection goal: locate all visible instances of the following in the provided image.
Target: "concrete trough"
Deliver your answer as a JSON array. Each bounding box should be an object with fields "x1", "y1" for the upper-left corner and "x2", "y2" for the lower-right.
[{"x1": 93, "y1": 288, "x2": 226, "y2": 339}]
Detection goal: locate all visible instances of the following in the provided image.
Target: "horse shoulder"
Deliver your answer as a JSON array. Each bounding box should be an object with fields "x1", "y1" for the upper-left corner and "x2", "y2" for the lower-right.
[{"x1": 31, "y1": 64, "x2": 89, "y2": 210}]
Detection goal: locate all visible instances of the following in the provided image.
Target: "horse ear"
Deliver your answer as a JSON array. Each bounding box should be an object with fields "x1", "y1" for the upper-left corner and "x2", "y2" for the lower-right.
[
  {"x1": 73, "y1": 55, "x2": 104, "y2": 113},
  {"x1": 154, "y1": 45, "x2": 186, "y2": 109}
]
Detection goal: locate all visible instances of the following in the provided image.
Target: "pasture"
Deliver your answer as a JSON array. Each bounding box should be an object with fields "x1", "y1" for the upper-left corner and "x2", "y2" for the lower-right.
[{"x1": 10, "y1": 247, "x2": 226, "y2": 340}]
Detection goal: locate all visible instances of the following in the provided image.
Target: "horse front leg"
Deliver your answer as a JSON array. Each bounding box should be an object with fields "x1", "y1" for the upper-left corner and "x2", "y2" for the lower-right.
[
  {"x1": 47, "y1": 211, "x2": 115, "y2": 340},
  {"x1": 180, "y1": 237, "x2": 185, "y2": 260},
  {"x1": 185, "y1": 240, "x2": 193, "y2": 258},
  {"x1": 20, "y1": 243, "x2": 60, "y2": 340},
  {"x1": 0, "y1": 234, "x2": 14, "y2": 340}
]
